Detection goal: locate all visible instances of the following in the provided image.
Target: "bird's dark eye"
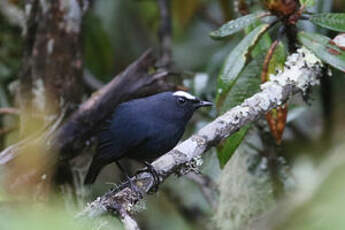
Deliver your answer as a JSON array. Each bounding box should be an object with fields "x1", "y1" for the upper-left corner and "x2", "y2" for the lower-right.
[{"x1": 177, "y1": 97, "x2": 186, "y2": 105}]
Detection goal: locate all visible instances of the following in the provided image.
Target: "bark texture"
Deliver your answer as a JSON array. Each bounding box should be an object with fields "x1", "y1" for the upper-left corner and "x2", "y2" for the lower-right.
[{"x1": 19, "y1": 0, "x2": 88, "y2": 137}]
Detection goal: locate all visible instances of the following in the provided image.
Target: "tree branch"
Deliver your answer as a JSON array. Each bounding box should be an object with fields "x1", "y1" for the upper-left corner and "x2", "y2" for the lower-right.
[{"x1": 79, "y1": 47, "x2": 324, "y2": 222}]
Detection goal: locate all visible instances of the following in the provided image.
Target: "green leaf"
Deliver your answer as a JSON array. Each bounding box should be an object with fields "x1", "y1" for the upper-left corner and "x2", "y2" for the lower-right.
[
  {"x1": 217, "y1": 125, "x2": 250, "y2": 168},
  {"x1": 251, "y1": 31, "x2": 272, "y2": 58},
  {"x1": 310, "y1": 13, "x2": 345, "y2": 32},
  {"x1": 217, "y1": 57, "x2": 264, "y2": 167},
  {"x1": 216, "y1": 24, "x2": 270, "y2": 108},
  {"x1": 299, "y1": 0, "x2": 315, "y2": 7},
  {"x1": 245, "y1": 20, "x2": 273, "y2": 58},
  {"x1": 209, "y1": 11, "x2": 269, "y2": 40},
  {"x1": 219, "y1": 58, "x2": 262, "y2": 114},
  {"x1": 298, "y1": 32, "x2": 345, "y2": 72}
]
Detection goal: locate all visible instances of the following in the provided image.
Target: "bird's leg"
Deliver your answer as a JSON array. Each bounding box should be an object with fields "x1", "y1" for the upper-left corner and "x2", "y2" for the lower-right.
[
  {"x1": 115, "y1": 161, "x2": 143, "y2": 198},
  {"x1": 136, "y1": 161, "x2": 160, "y2": 193}
]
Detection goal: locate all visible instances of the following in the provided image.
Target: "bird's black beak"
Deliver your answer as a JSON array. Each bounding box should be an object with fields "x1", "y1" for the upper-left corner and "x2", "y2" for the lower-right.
[{"x1": 195, "y1": 100, "x2": 213, "y2": 108}]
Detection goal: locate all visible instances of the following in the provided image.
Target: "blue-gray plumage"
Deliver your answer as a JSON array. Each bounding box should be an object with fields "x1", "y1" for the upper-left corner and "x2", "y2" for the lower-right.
[{"x1": 84, "y1": 91, "x2": 212, "y2": 184}]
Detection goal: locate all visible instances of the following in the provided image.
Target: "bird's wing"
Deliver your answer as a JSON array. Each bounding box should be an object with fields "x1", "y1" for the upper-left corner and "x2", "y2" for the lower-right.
[{"x1": 96, "y1": 104, "x2": 152, "y2": 162}]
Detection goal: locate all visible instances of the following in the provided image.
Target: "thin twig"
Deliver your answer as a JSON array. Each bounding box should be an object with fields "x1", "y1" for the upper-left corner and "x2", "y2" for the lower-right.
[{"x1": 83, "y1": 69, "x2": 105, "y2": 91}]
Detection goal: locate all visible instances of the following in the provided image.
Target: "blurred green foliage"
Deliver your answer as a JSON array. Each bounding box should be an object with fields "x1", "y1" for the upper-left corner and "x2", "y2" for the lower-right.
[
  {"x1": 279, "y1": 161, "x2": 345, "y2": 230},
  {"x1": 0, "y1": 0, "x2": 345, "y2": 230},
  {"x1": 0, "y1": 14, "x2": 22, "y2": 84},
  {"x1": 0, "y1": 204, "x2": 124, "y2": 230},
  {"x1": 83, "y1": 12, "x2": 116, "y2": 81}
]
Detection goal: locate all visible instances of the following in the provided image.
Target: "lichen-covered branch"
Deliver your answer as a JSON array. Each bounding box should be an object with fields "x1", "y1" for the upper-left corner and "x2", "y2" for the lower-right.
[{"x1": 80, "y1": 47, "x2": 324, "y2": 221}]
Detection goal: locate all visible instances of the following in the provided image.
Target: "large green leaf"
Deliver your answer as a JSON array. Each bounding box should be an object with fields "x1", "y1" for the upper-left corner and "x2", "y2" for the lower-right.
[
  {"x1": 251, "y1": 31, "x2": 272, "y2": 58},
  {"x1": 298, "y1": 32, "x2": 345, "y2": 72},
  {"x1": 217, "y1": 58, "x2": 263, "y2": 168},
  {"x1": 310, "y1": 13, "x2": 345, "y2": 32},
  {"x1": 245, "y1": 19, "x2": 273, "y2": 58},
  {"x1": 217, "y1": 125, "x2": 250, "y2": 168},
  {"x1": 219, "y1": 58, "x2": 263, "y2": 114},
  {"x1": 209, "y1": 11, "x2": 270, "y2": 40},
  {"x1": 217, "y1": 24, "x2": 270, "y2": 108}
]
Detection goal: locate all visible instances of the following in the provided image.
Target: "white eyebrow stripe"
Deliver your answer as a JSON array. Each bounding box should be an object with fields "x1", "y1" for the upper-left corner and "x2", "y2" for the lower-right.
[{"x1": 173, "y1": 91, "x2": 197, "y2": 100}]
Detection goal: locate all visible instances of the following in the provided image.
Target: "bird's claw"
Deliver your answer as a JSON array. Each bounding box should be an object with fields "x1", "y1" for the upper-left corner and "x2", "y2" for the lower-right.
[{"x1": 136, "y1": 162, "x2": 160, "y2": 194}]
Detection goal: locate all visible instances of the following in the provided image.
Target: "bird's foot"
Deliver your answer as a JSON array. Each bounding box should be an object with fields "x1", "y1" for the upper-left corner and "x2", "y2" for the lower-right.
[{"x1": 136, "y1": 162, "x2": 160, "y2": 194}]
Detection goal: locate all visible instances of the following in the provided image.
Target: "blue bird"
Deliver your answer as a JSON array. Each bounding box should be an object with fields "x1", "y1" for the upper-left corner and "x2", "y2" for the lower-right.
[{"x1": 84, "y1": 91, "x2": 213, "y2": 184}]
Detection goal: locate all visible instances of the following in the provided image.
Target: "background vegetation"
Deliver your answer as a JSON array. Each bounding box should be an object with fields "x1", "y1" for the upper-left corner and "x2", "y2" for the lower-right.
[{"x1": 0, "y1": 0, "x2": 345, "y2": 229}]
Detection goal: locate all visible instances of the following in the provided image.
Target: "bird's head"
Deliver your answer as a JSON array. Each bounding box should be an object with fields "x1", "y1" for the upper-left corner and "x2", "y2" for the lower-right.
[
  {"x1": 138, "y1": 91, "x2": 213, "y2": 126},
  {"x1": 172, "y1": 91, "x2": 213, "y2": 110},
  {"x1": 157, "y1": 90, "x2": 213, "y2": 122}
]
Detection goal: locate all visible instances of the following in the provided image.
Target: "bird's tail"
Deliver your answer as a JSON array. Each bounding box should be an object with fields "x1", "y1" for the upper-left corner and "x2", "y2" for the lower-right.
[{"x1": 84, "y1": 160, "x2": 104, "y2": 185}]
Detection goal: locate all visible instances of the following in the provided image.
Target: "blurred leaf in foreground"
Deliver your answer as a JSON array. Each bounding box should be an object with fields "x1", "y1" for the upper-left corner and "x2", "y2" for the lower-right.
[
  {"x1": 255, "y1": 142, "x2": 345, "y2": 230},
  {"x1": 0, "y1": 205, "x2": 123, "y2": 230}
]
